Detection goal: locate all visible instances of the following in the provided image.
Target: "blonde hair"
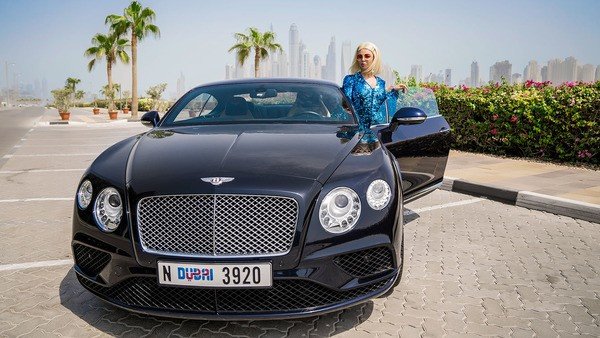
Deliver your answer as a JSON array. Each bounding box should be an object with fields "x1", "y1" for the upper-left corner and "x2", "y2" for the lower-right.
[{"x1": 350, "y1": 42, "x2": 382, "y2": 76}]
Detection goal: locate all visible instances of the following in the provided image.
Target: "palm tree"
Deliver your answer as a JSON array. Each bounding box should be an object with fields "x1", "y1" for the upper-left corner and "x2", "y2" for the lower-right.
[
  {"x1": 228, "y1": 27, "x2": 283, "y2": 78},
  {"x1": 84, "y1": 32, "x2": 129, "y2": 112},
  {"x1": 106, "y1": 1, "x2": 160, "y2": 119}
]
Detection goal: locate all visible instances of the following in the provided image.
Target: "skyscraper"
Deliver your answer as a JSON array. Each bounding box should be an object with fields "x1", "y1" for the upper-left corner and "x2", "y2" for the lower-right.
[
  {"x1": 541, "y1": 66, "x2": 548, "y2": 82},
  {"x1": 298, "y1": 41, "x2": 307, "y2": 78},
  {"x1": 278, "y1": 51, "x2": 289, "y2": 77},
  {"x1": 547, "y1": 57, "x2": 578, "y2": 85},
  {"x1": 325, "y1": 37, "x2": 337, "y2": 82},
  {"x1": 444, "y1": 69, "x2": 452, "y2": 86},
  {"x1": 470, "y1": 61, "x2": 479, "y2": 87},
  {"x1": 176, "y1": 72, "x2": 186, "y2": 97},
  {"x1": 289, "y1": 24, "x2": 299, "y2": 77},
  {"x1": 225, "y1": 65, "x2": 234, "y2": 80},
  {"x1": 579, "y1": 64, "x2": 596, "y2": 82},
  {"x1": 410, "y1": 65, "x2": 422, "y2": 83},
  {"x1": 313, "y1": 55, "x2": 322, "y2": 79},
  {"x1": 340, "y1": 40, "x2": 352, "y2": 80},
  {"x1": 596, "y1": 65, "x2": 600, "y2": 82},
  {"x1": 523, "y1": 60, "x2": 541, "y2": 82},
  {"x1": 490, "y1": 60, "x2": 512, "y2": 84}
]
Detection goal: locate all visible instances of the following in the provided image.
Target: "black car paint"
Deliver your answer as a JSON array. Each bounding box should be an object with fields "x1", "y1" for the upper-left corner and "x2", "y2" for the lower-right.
[{"x1": 72, "y1": 79, "x2": 450, "y2": 319}]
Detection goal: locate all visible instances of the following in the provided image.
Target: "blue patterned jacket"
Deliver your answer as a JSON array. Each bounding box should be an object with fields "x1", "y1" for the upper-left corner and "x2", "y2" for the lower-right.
[{"x1": 342, "y1": 72, "x2": 399, "y2": 131}]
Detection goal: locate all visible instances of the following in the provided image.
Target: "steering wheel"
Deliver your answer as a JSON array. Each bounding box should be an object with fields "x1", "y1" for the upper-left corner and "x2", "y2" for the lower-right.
[{"x1": 289, "y1": 111, "x2": 323, "y2": 120}]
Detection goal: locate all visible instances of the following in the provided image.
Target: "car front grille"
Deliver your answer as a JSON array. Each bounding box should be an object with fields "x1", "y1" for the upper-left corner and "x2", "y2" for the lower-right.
[
  {"x1": 334, "y1": 247, "x2": 394, "y2": 277},
  {"x1": 73, "y1": 244, "x2": 111, "y2": 277},
  {"x1": 77, "y1": 275, "x2": 390, "y2": 313},
  {"x1": 137, "y1": 194, "x2": 298, "y2": 256}
]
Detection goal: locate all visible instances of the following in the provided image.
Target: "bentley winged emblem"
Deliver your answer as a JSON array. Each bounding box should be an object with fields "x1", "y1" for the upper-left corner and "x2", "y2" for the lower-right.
[{"x1": 201, "y1": 177, "x2": 235, "y2": 186}]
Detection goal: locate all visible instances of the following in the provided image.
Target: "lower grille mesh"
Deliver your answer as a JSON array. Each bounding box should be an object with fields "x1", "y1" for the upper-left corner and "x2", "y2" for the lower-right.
[
  {"x1": 78, "y1": 275, "x2": 389, "y2": 313},
  {"x1": 334, "y1": 247, "x2": 394, "y2": 277},
  {"x1": 73, "y1": 244, "x2": 111, "y2": 277}
]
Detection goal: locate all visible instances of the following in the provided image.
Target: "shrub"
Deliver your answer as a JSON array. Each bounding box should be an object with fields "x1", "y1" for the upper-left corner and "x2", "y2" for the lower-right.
[{"x1": 423, "y1": 81, "x2": 599, "y2": 165}]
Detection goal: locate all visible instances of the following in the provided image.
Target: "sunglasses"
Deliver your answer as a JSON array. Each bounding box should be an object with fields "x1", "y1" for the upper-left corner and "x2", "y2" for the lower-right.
[{"x1": 356, "y1": 54, "x2": 372, "y2": 60}]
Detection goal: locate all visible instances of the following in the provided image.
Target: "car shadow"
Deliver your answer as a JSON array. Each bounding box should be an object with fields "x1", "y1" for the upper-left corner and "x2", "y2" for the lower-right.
[{"x1": 59, "y1": 268, "x2": 375, "y2": 337}]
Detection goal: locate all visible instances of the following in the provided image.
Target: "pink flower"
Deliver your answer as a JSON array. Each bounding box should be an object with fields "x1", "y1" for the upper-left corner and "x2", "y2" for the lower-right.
[
  {"x1": 577, "y1": 150, "x2": 592, "y2": 159},
  {"x1": 492, "y1": 114, "x2": 499, "y2": 121},
  {"x1": 490, "y1": 128, "x2": 498, "y2": 136},
  {"x1": 510, "y1": 115, "x2": 518, "y2": 123}
]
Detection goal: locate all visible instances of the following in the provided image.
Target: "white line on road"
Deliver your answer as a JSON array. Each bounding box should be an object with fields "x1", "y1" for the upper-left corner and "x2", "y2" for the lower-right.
[
  {"x1": 404, "y1": 198, "x2": 486, "y2": 215},
  {"x1": 0, "y1": 197, "x2": 73, "y2": 203},
  {"x1": 0, "y1": 169, "x2": 85, "y2": 174},
  {"x1": 0, "y1": 260, "x2": 72, "y2": 272}
]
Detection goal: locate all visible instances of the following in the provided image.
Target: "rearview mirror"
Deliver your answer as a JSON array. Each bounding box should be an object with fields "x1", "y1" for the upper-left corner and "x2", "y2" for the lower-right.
[
  {"x1": 250, "y1": 88, "x2": 277, "y2": 99},
  {"x1": 141, "y1": 111, "x2": 160, "y2": 128}
]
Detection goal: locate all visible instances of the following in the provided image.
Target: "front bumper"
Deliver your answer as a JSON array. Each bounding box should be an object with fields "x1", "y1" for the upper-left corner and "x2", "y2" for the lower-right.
[{"x1": 72, "y1": 235, "x2": 399, "y2": 320}]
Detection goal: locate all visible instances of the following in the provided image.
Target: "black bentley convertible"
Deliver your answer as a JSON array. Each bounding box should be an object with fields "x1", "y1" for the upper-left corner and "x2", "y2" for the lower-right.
[{"x1": 72, "y1": 79, "x2": 451, "y2": 319}]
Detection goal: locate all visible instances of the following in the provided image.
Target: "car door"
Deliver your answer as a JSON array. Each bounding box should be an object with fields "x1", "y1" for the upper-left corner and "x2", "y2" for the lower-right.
[{"x1": 373, "y1": 88, "x2": 451, "y2": 202}]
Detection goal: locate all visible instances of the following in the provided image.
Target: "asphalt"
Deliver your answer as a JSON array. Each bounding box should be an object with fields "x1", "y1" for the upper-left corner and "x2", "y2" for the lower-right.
[{"x1": 36, "y1": 106, "x2": 600, "y2": 224}]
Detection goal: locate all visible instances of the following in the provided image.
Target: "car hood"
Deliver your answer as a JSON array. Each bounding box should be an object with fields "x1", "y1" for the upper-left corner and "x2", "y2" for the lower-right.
[{"x1": 126, "y1": 124, "x2": 361, "y2": 196}]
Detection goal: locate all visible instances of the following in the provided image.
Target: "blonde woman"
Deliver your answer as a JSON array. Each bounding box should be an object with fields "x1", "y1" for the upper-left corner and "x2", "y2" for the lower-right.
[{"x1": 342, "y1": 42, "x2": 407, "y2": 130}]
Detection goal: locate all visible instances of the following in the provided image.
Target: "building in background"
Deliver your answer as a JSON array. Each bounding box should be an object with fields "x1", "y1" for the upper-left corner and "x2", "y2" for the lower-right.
[
  {"x1": 596, "y1": 65, "x2": 600, "y2": 81},
  {"x1": 324, "y1": 37, "x2": 337, "y2": 82},
  {"x1": 444, "y1": 69, "x2": 452, "y2": 86},
  {"x1": 578, "y1": 64, "x2": 596, "y2": 82},
  {"x1": 313, "y1": 56, "x2": 322, "y2": 79},
  {"x1": 289, "y1": 24, "x2": 300, "y2": 77},
  {"x1": 523, "y1": 60, "x2": 541, "y2": 82},
  {"x1": 547, "y1": 57, "x2": 577, "y2": 85},
  {"x1": 340, "y1": 40, "x2": 352, "y2": 80},
  {"x1": 176, "y1": 72, "x2": 186, "y2": 97},
  {"x1": 490, "y1": 60, "x2": 512, "y2": 84},
  {"x1": 511, "y1": 73, "x2": 522, "y2": 84},
  {"x1": 470, "y1": 61, "x2": 479, "y2": 87},
  {"x1": 410, "y1": 65, "x2": 422, "y2": 83}
]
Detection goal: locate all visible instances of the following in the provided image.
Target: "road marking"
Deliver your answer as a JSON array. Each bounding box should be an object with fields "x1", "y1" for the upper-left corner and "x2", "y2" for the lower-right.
[
  {"x1": 0, "y1": 169, "x2": 85, "y2": 174},
  {"x1": 0, "y1": 259, "x2": 72, "y2": 272},
  {"x1": 0, "y1": 197, "x2": 73, "y2": 203},
  {"x1": 404, "y1": 198, "x2": 485, "y2": 215},
  {"x1": 7, "y1": 153, "x2": 98, "y2": 157}
]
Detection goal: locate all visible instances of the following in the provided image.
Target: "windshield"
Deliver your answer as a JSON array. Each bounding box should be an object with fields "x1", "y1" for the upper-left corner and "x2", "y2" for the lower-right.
[
  {"x1": 380, "y1": 87, "x2": 440, "y2": 122},
  {"x1": 161, "y1": 82, "x2": 356, "y2": 127}
]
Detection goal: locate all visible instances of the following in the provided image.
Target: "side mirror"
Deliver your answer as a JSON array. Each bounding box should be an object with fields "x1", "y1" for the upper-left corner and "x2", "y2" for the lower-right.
[
  {"x1": 141, "y1": 111, "x2": 160, "y2": 128},
  {"x1": 387, "y1": 107, "x2": 427, "y2": 132}
]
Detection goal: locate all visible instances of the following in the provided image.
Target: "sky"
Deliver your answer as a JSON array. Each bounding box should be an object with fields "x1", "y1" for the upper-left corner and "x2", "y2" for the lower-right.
[{"x1": 1, "y1": 0, "x2": 599, "y2": 99}]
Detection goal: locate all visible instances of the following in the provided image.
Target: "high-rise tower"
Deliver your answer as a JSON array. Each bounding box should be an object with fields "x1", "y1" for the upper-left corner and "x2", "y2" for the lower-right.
[{"x1": 289, "y1": 24, "x2": 299, "y2": 77}]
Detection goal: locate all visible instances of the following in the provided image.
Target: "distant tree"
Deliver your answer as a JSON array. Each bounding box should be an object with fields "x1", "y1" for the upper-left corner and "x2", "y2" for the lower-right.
[
  {"x1": 228, "y1": 27, "x2": 283, "y2": 77},
  {"x1": 84, "y1": 32, "x2": 129, "y2": 112},
  {"x1": 146, "y1": 83, "x2": 167, "y2": 110},
  {"x1": 106, "y1": 1, "x2": 160, "y2": 119}
]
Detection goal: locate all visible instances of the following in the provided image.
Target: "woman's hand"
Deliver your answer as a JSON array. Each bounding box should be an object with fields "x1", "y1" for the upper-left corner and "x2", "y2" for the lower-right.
[{"x1": 388, "y1": 83, "x2": 408, "y2": 93}]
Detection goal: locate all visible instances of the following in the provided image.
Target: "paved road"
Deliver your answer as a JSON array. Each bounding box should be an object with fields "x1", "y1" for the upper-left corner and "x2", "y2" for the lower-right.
[
  {"x1": 0, "y1": 107, "x2": 45, "y2": 160},
  {"x1": 0, "y1": 125, "x2": 599, "y2": 337}
]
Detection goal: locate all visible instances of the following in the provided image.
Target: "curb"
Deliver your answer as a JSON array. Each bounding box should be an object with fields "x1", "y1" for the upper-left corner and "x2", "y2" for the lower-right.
[{"x1": 441, "y1": 177, "x2": 600, "y2": 224}]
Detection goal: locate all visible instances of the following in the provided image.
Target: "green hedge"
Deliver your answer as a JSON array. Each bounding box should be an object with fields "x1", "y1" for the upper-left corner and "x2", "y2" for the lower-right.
[
  {"x1": 424, "y1": 81, "x2": 599, "y2": 166},
  {"x1": 79, "y1": 98, "x2": 171, "y2": 112}
]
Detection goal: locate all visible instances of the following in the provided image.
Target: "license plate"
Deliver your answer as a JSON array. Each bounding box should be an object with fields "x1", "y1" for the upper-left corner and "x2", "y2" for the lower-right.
[{"x1": 157, "y1": 261, "x2": 272, "y2": 288}]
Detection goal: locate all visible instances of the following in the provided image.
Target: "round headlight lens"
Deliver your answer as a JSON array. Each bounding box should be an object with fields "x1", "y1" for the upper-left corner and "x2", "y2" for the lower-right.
[
  {"x1": 77, "y1": 180, "x2": 93, "y2": 209},
  {"x1": 367, "y1": 179, "x2": 391, "y2": 210},
  {"x1": 319, "y1": 187, "x2": 361, "y2": 233},
  {"x1": 93, "y1": 187, "x2": 123, "y2": 232}
]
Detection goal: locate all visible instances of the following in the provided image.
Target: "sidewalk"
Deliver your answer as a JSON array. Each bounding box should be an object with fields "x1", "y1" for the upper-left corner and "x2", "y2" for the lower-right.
[
  {"x1": 37, "y1": 107, "x2": 141, "y2": 126},
  {"x1": 444, "y1": 150, "x2": 599, "y2": 223}
]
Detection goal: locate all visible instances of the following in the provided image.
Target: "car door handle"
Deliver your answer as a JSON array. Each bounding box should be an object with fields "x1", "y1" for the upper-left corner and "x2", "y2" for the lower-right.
[{"x1": 439, "y1": 127, "x2": 449, "y2": 132}]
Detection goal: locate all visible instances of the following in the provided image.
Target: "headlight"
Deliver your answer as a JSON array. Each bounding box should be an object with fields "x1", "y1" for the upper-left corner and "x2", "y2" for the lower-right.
[
  {"x1": 77, "y1": 180, "x2": 93, "y2": 209},
  {"x1": 367, "y1": 179, "x2": 391, "y2": 210},
  {"x1": 319, "y1": 187, "x2": 361, "y2": 233},
  {"x1": 93, "y1": 187, "x2": 123, "y2": 232}
]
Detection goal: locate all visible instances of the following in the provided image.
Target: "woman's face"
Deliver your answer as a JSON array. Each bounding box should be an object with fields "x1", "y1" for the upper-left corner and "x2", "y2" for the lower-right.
[{"x1": 356, "y1": 48, "x2": 374, "y2": 72}]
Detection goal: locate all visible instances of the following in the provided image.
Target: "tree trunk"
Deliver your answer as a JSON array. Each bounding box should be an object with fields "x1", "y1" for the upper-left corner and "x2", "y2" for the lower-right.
[
  {"x1": 131, "y1": 33, "x2": 138, "y2": 119},
  {"x1": 107, "y1": 61, "x2": 114, "y2": 112},
  {"x1": 254, "y1": 48, "x2": 260, "y2": 78}
]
